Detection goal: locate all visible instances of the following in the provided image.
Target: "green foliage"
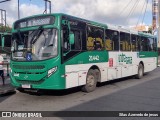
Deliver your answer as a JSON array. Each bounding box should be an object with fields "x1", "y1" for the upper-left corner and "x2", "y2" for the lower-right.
[
  {"x1": 0, "y1": 26, "x2": 12, "y2": 32},
  {"x1": 148, "y1": 26, "x2": 152, "y2": 34}
]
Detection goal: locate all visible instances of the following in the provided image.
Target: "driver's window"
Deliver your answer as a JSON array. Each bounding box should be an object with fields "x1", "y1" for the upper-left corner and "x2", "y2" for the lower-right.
[
  {"x1": 70, "y1": 29, "x2": 82, "y2": 50},
  {"x1": 62, "y1": 26, "x2": 70, "y2": 52}
]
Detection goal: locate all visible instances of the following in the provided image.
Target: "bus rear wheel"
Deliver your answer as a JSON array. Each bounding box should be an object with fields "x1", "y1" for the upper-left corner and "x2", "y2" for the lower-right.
[
  {"x1": 82, "y1": 69, "x2": 97, "y2": 92},
  {"x1": 136, "y1": 64, "x2": 144, "y2": 79}
]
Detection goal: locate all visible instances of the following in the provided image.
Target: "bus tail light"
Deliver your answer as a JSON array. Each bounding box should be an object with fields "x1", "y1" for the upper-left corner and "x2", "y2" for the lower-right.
[{"x1": 48, "y1": 67, "x2": 57, "y2": 77}]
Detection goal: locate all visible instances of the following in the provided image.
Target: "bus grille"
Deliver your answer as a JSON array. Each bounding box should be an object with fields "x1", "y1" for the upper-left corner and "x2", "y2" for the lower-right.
[
  {"x1": 15, "y1": 79, "x2": 44, "y2": 85},
  {"x1": 13, "y1": 65, "x2": 45, "y2": 70}
]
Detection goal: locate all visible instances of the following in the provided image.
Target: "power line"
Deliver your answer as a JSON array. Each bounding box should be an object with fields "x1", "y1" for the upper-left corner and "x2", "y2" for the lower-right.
[
  {"x1": 119, "y1": 0, "x2": 133, "y2": 16},
  {"x1": 136, "y1": 0, "x2": 146, "y2": 27},
  {"x1": 141, "y1": 0, "x2": 149, "y2": 26},
  {"x1": 126, "y1": 0, "x2": 140, "y2": 23},
  {"x1": 0, "y1": 0, "x2": 11, "y2": 3}
]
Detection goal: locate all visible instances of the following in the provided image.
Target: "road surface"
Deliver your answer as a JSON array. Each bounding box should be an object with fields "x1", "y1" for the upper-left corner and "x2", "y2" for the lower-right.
[{"x1": 1, "y1": 67, "x2": 160, "y2": 120}]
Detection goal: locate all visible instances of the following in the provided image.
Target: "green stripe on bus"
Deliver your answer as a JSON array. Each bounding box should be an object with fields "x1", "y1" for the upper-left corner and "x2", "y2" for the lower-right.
[
  {"x1": 65, "y1": 51, "x2": 109, "y2": 65},
  {"x1": 139, "y1": 52, "x2": 158, "y2": 58}
]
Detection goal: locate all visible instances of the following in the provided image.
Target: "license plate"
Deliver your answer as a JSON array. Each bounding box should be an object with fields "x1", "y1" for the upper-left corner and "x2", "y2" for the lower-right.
[{"x1": 22, "y1": 84, "x2": 31, "y2": 88}]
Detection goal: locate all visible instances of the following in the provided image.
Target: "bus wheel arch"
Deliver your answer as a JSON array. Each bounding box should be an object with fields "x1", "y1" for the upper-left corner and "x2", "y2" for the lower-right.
[
  {"x1": 140, "y1": 61, "x2": 144, "y2": 68},
  {"x1": 90, "y1": 65, "x2": 101, "y2": 82},
  {"x1": 136, "y1": 62, "x2": 144, "y2": 79},
  {"x1": 81, "y1": 66, "x2": 100, "y2": 92}
]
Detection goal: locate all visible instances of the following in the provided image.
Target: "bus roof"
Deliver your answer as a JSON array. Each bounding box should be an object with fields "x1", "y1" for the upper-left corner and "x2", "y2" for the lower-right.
[
  {"x1": 13, "y1": 13, "x2": 155, "y2": 38},
  {"x1": 138, "y1": 32, "x2": 155, "y2": 38}
]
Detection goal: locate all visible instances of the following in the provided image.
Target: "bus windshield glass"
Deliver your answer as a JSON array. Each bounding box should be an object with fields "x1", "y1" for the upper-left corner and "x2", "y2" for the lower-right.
[{"x1": 11, "y1": 28, "x2": 58, "y2": 61}]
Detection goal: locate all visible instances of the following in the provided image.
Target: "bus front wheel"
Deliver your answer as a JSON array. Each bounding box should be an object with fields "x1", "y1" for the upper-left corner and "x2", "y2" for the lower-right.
[
  {"x1": 82, "y1": 69, "x2": 97, "y2": 92},
  {"x1": 136, "y1": 64, "x2": 144, "y2": 79}
]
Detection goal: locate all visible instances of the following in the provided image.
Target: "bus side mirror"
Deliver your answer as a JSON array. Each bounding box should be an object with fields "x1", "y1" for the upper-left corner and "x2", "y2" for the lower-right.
[
  {"x1": 1, "y1": 34, "x2": 11, "y2": 54},
  {"x1": 69, "y1": 33, "x2": 75, "y2": 45},
  {"x1": 1, "y1": 35, "x2": 5, "y2": 48}
]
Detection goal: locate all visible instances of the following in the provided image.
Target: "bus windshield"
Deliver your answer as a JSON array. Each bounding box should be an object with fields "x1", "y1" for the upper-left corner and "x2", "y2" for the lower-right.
[{"x1": 11, "y1": 28, "x2": 58, "y2": 61}]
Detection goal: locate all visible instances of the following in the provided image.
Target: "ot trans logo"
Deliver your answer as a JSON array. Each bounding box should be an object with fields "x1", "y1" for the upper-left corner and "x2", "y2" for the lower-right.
[{"x1": 118, "y1": 53, "x2": 132, "y2": 64}]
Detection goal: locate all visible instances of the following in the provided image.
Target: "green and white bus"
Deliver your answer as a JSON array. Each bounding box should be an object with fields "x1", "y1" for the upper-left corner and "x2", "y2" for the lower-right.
[{"x1": 4, "y1": 13, "x2": 158, "y2": 92}]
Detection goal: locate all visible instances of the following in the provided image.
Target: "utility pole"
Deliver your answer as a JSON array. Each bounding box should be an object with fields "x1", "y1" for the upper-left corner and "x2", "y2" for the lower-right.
[
  {"x1": 152, "y1": 0, "x2": 160, "y2": 48},
  {"x1": 152, "y1": 0, "x2": 158, "y2": 32},
  {"x1": 0, "y1": 9, "x2": 6, "y2": 32},
  {"x1": 43, "y1": 0, "x2": 51, "y2": 14},
  {"x1": 18, "y1": 0, "x2": 20, "y2": 19},
  {"x1": 0, "y1": 0, "x2": 11, "y2": 31},
  {"x1": 158, "y1": 0, "x2": 160, "y2": 48}
]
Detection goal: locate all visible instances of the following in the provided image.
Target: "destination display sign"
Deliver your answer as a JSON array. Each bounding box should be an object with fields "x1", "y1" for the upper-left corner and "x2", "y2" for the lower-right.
[{"x1": 14, "y1": 16, "x2": 55, "y2": 29}]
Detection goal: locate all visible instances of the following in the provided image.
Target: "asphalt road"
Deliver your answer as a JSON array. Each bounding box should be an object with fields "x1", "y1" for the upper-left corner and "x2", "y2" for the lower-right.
[{"x1": 1, "y1": 67, "x2": 160, "y2": 120}]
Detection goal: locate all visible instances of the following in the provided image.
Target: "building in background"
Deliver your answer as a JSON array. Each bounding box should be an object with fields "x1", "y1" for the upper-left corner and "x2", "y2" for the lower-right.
[{"x1": 133, "y1": 25, "x2": 150, "y2": 32}]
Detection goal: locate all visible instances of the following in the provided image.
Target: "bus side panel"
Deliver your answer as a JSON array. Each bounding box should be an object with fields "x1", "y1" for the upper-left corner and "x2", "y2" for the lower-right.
[
  {"x1": 139, "y1": 52, "x2": 157, "y2": 73},
  {"x1": 108, "y1": 52, "x2": 139, "y2": 79},
  {"x1": 122, "y1": 52, "x2": 139, "y2": 77},
  {"x1": 65, "y1": 63, "x2": 108, "y2": 89},
  {"x1": 107, "y1": 52, "x2": 122, "y2": 80},
  {"x1": 139, "y1": 58, "x2": 157, "y2": 73}
]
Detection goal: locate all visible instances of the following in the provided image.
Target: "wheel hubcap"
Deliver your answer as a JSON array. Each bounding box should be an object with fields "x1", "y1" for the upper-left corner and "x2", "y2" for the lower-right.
[
  {"x1": 87, "y1": 75, "x2": 95, "y2": 87},
  {"x1": 139, "y1": 68, "x2": 143, "y2": 77}
]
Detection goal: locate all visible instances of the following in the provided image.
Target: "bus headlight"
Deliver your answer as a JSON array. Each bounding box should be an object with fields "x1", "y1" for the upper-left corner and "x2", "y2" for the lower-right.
[
  {"x1": 10, "y1": 68, "x2": 12, "y2": 73},
  {"x1": 48, "y1": 67, "x2": 57, "y2": 77}
]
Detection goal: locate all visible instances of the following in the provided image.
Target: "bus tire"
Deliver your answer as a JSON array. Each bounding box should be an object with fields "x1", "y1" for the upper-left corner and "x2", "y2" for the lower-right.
[
  {"x1": 94, "y1": 69, "x2": 101, "y2": 82},
  {"x1": 136, "y1": 64, "x2": 144, "y2": 79},
  {"x1": 82, "y1": 69, "x2": 97, "y2": 92}
]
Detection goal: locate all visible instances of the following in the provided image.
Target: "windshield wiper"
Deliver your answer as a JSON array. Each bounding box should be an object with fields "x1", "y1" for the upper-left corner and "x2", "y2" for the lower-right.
[{"x1": 30, "y1": 26, "x2": 44, "y2": 45}]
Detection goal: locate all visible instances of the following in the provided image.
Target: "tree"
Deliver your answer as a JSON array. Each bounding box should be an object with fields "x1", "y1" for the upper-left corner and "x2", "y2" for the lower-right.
[
  {"x1": 148, "y1": 26, "x2": 153, "y2": 34},
  {"x1": 0, "y1": 26, "x2": 12, "y2": 32}
]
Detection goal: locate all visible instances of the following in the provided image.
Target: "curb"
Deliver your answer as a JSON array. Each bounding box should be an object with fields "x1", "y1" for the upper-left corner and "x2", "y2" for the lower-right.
[
  {"x1": 0, "y1": 84, "x2": 15, "y2": 95},
  {"x1": 0, "y1": 89, "x2": 15, "y2": 95}
]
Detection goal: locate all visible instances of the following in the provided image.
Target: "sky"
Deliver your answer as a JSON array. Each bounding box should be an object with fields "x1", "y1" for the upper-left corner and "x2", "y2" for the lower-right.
[{"x1": 0, "y1": 0, "x2": 153, "y2": 27}]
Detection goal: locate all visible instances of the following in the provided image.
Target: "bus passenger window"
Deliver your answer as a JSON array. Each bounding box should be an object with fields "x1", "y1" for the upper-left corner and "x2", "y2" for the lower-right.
[
  {"x1": 105, "y1": 29, "x2": 119, "y2": 51},
  {"x1": 93, "y1": 38, "x2": 102, "y2": 50},
  {"x1": 120, "y1": 32, "x2": 125, "y2": 51},
  {"x1": 105, "y1": 38, "x2": 112, "y2": 50},
  {"x1": 148, "y1": 38, "x2": 154, "y2": 51},
  {"x1": 126, "y1": 33, "x2": 131, "y2": 51},
  {"x1": 137, "y1": 36, "x2": 141, "y2": 51},
  {"x1": 120, "y1": 32, "x2": 131, "y2": 51},
  {"x1": 141, "y1": 37, "x2": 148, "y2": 51},
  {"x1": 87, "y1": 26, "x2": 104, "y2": 51},
  {"x1": 131, "y1": 35, "x2": 137, "y2": 51},
  {"x1": 87, "y1": 37, "x2": 94, "y2": 50}
]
